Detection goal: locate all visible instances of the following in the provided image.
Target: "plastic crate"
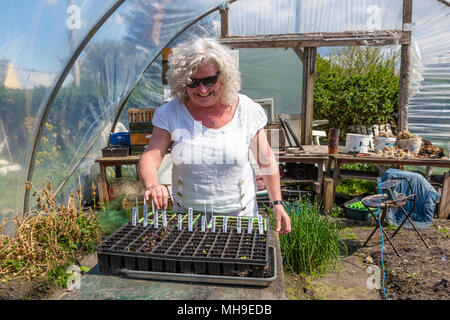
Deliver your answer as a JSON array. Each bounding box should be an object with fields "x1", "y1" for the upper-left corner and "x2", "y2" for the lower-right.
[
  {"x1": 344, "y1": 196, "x2": 372, "y2": 221},
  {"x1": 110, "y1": 132, "x2": 130, "y2": 148},
  {"x1": 128, "y1": 108, "x2": 156, "y2": 123}
]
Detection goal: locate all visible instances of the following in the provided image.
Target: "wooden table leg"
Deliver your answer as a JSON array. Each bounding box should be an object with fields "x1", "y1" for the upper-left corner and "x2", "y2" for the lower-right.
[
  {"x1": 315, "y1": 160, "x2": 324, "y2": 196},
  {"x1": 98, "y1": 163, "x2": 109, "y2": 204},
  {"x1": 438, "y1": 172, "x2": 450, "y2": 219},
  {"x1": 322, "y1": 177, "x2": 334, "y2": 214},
  {"x1": 332, "y1": 158, "x2": 340, "y2": 205}
]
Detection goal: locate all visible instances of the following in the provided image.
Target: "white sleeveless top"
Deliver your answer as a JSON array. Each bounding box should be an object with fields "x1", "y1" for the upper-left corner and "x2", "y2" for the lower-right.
[{"x1": 152, "y1": 94, "x2": 267, "y2": 217}]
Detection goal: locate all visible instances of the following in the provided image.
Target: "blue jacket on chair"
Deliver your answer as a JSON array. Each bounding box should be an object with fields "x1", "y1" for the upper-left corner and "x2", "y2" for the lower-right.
[{"x1": 381, "y1": 169, "x2": 439, "y2": 229}]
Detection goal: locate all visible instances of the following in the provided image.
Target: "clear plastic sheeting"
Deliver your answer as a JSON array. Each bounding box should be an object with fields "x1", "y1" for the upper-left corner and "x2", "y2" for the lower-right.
[
  {"x1": 0, "y1": 0, "x2": 119, "y2": 228},
  {"x1": 0, "y1": 0, "x2": 449, "y2": 229},
  {"x1": 239, "y1": 48, "x2": 302, "y2": 115},
  {"x1": 30, "y1": 0, "x2": 223, "y2": 208},
  {"x1": 228, "y1": 0, "x2": 403, "y2": 35},
  {"x1": 408, "y1": 0, "x2": 450, "y2": 153}
]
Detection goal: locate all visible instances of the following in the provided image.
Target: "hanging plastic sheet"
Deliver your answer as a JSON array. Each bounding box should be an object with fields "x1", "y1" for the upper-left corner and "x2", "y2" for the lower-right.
[{"x1": 0, "y1": 0, "x2": 118, "y2": 234}]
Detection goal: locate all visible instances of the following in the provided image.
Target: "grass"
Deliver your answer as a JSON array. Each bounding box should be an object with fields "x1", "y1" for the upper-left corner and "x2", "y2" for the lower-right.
[{"x1": 268, "y1": 196, "x2": 347, "y2": 278}]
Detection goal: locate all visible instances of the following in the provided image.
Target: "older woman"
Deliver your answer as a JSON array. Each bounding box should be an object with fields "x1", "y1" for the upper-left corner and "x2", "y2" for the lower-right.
[{"x1": 138, "y1": 38, "x2": 291, "y2": 235}]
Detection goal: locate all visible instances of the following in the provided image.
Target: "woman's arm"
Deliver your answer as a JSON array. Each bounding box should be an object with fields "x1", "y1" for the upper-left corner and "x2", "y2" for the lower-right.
[
  {"x1": 137, "y1": 127, "x2": 172, "y2": 209},
  {"x1": 250, "y1": 128, "x2": 291, "y2": 235}
]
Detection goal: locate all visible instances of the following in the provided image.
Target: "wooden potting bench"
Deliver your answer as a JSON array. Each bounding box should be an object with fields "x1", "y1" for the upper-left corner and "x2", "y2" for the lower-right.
[
  {"x1": 326, "y1": 152, "x2": 450, "y2": 219},
  {"x1": 95, "y1": 155, "x2": 140, "y2": 204}
]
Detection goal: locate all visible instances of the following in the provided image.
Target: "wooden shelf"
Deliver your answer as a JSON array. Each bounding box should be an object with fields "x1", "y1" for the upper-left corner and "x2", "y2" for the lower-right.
[
  {"x1": 338, "y1": 169, "x2": 379, "y2": 181},
  {"x1": 280, "y1": 176, "x2": 316, "y2": 184}
]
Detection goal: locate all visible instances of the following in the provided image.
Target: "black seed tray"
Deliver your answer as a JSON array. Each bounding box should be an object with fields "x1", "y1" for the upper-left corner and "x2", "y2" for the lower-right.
[{"x1": 96, "y1": 223, "x2": 269, "y2": 278}]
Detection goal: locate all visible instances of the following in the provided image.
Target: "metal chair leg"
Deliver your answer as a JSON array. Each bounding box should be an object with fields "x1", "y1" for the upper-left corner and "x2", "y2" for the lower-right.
[
  {"x1": 362, "y1": 206, "x2": 401, "y2": 257},
  {"x1": 398, "y1": 205, "x2": 430, "y2": 248}
]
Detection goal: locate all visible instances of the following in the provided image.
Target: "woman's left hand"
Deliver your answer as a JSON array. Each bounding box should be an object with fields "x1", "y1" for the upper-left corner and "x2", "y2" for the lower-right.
[{"x1": 273, "y1": 204, "x2": 291, "y2": 235}]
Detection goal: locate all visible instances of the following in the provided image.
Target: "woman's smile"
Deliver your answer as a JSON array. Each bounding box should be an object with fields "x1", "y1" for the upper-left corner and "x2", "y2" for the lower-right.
[{"x1": 187, "y1": 63, "x2": 222, "y2": 108}]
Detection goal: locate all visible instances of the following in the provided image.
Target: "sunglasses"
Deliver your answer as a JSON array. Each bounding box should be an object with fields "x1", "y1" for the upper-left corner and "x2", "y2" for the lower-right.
[{"x1": 186, "y1": 72, "x2": 220, "y2": 88}]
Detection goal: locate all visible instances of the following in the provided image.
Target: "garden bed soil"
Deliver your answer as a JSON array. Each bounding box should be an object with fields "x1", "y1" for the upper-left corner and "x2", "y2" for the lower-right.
[{"x1": 285, "y1": 217, "x2": 450, "y2": 300}]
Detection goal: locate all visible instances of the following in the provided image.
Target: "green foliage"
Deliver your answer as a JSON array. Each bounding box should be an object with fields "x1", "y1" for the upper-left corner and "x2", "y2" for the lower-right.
[
  {"x1": 77, "y1": 210, "x2": 104, "y2": 253},
  {"x1": 348, "y1": 201, "x2": 368, "y2": 211},
  {"x1": 314, "y1": 47, "x2": 400, "y2": 138},
  {"x1": 336, "y1": 163, "x2": 378, "y2": 198},
  {"x1": 336, "y1": 179, "x2": 377, "y2": 198},
  {"x1": 44, "y1": 262, "x2": 76, "y2": 290},
  {"x1": 328, "y1": 204, "x2": 343, "y2": 218},
  {"x1": 268, "y1": 196, "x2": 347, "y2": 277},
  {"x1": 341, "y1": 163, "x2": 376, "y2": 172}
]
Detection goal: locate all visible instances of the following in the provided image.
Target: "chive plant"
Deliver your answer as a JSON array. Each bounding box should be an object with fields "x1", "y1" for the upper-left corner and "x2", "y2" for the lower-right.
[{"x1": 269, "y1": 195, "x2": 347, "y2": 277}]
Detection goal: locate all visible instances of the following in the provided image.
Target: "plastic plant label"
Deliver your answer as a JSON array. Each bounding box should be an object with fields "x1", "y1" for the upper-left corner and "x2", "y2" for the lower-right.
[
  {"x1": 223, "y1": 216, "x2": 228, "y2": 233},
  {"x1": 188, "y1": 208, "x2": 193, "y2": 232},
  {"x1": 258, "y1": 215, "x2": 263, "y2": 234},
  {"x1": 211, "y1": 216, "x2": 216, "y2": 233},
  {"x1": 162, "y1": 210, "x2": 167, "y2": 228},
  {"x1": 201, "y1": 216, "x2": 206, "y2": 232},
  {"x1": 237, "y1": 217, "x2": 241, "y2": 234},
  {"x1": 248, "y1": 217, "x2": 253, "y2": 234},
  {"x1": 132, "y1": 207, "x2": 137, "y2": 226},
  {"x1": 178, "y1": 214, "x2": 182, "y2": 231},
  {"x1": 154, "y1": 210, "x2": 159, "y2": 229},
  {"x1": 143, "y1": 204, "x2": 148, "y2": 227}
]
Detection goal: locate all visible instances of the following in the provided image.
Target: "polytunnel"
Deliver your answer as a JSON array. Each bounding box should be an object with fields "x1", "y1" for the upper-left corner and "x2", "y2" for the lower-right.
[{"x1": 1, "y1": 0, "x2": 449, "y2": 234}]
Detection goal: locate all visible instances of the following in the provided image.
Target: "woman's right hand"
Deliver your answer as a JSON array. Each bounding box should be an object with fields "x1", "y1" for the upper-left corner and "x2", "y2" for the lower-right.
[{"x1": 145, "y1": 184, "x2": 169, "y2": 210}]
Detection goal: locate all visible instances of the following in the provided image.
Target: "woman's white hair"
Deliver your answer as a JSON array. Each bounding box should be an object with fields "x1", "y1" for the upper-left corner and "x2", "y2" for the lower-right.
[{"x1": 166, "y1": 37, "x2": 241, "y2": 106}]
